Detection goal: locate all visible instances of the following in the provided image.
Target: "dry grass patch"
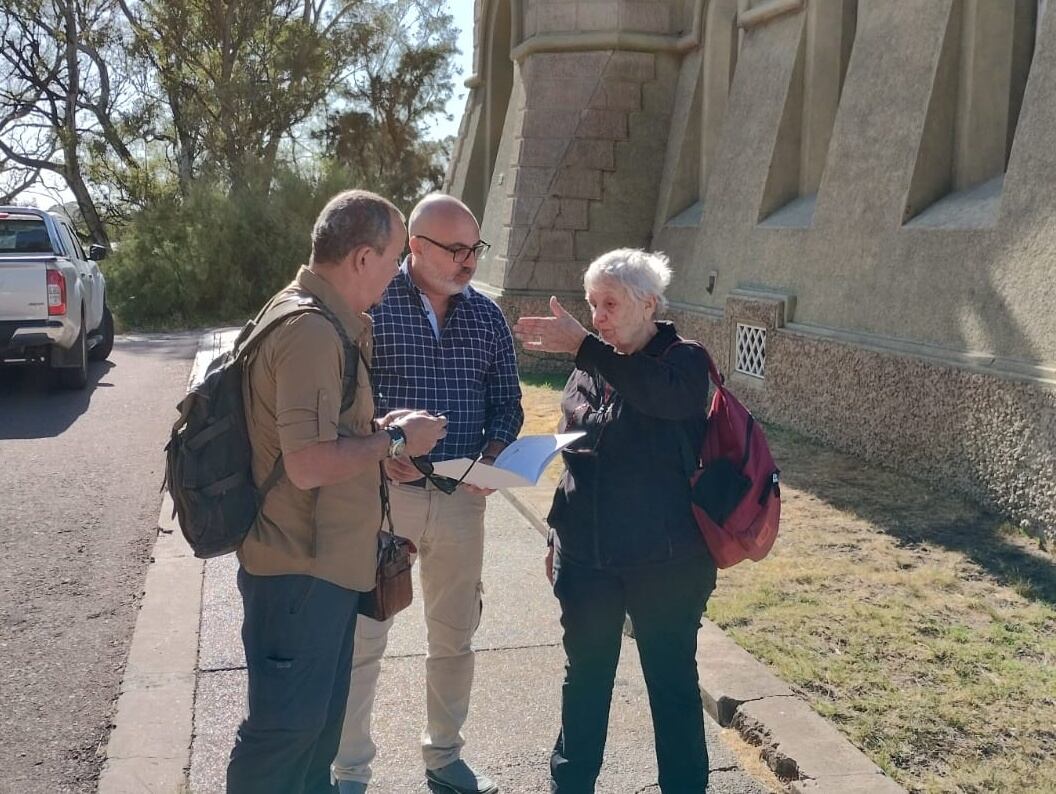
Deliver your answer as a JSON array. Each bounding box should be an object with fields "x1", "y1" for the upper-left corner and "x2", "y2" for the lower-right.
[
  {"x1": 520, "y1": 373, "x2": 569, "y2": 485},
  {"x1": 518, "y1": 378, "x2": 1056, "y2": 794}
]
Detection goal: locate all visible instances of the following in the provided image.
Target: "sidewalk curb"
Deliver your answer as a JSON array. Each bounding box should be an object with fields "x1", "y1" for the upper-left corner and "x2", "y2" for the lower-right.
[
  {"x1": 502, "y1": 488, "x2": 907, "y2": 794},
  {"x1": 98, "y1": 329, "x2": 235, "y2": 794}
]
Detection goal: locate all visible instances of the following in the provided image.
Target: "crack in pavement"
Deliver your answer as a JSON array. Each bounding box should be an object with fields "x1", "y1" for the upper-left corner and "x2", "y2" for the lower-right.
[
  {"x1": 382, "y1": 641, "x2": 563, "y2": 660},
  {"x1": 196, "y1": 642, "x2": 564, "y2": 670}
]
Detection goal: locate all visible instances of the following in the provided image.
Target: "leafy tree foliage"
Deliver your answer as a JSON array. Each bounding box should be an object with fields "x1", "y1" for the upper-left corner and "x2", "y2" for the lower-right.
[
  {"x1": 0, "y1": 0, "x2": 138, "y2": 243},
  {"x1": 110, "y1": 0, "x2": 456, "y2": 200},
  {"x1": 319, "y1": 2, "x2": 456, "y2": 212},
  {"x1": 119, "y1": 0, "x2": 382, "y2": 193},
  {"x1": 106, "y1": 163, "x2": 369, "y2": 326},
  {"x1": 1, "y1": 0, "x2": 460, "y2": 324}
]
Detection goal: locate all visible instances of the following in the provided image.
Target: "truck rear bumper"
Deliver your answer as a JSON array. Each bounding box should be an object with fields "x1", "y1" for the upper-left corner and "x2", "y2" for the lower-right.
[{"x1": 0, "y1": 318, "x2": 74, "y2": 358}]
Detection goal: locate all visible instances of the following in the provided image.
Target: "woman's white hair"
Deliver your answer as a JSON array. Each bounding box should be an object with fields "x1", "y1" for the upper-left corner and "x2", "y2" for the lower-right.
[{"x1": 583, "y1": 248, "x2": 672, "y2": 312}]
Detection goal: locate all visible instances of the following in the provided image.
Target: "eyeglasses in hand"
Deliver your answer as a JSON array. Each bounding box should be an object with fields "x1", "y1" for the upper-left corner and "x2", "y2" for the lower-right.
[{"x1": 410, "y1": 456, "x2": 479, "y2": 495}]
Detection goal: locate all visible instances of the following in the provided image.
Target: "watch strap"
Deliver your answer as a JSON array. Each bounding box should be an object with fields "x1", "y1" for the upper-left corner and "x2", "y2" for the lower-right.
[{"x1": 384, "y1": 425, "x2": 406, "y2": 457}]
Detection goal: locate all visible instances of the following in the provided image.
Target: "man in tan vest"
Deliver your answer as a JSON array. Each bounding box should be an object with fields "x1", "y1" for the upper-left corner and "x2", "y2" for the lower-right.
[{"x1": 227, "y1": 189, "x2": 447, "y2": 794}]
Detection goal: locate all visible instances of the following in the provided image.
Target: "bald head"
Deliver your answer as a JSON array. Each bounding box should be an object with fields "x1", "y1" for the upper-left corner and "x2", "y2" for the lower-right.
[
  {"x1": 408, "y1": 193, "x2": 477, "y2": 237},
  {"x1": 406, "y1": 194, "x2": 486, "y2": 299}
]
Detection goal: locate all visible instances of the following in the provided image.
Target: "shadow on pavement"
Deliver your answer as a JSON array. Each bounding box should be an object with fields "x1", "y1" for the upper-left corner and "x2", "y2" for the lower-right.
[
  {"x1": 0, "y1": 332, "x2": 197, "y2": 440},
  {"x1": 0, "y1": 360, "x2": 115, "y2": 439}
]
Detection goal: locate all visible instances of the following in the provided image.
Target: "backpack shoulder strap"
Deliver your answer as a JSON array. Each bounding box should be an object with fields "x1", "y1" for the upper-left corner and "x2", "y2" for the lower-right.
[
  {"x1": 304, "y1": 298, "x2": 360, "y2": 413},
  {"x1": 658, "y1": 335, "x2": 708, "y2": 475},
  {"x1": 231, "y1": 291, "x2": 360, "y2": 505},
  {"x1": 234, "y1": 293, "x2": 320, "y2": 362},
  {"x1": 661, "y1": 337, "x2": 724, "y2": 388},
  {"x1": 238, "y1": 290, "x2": 361, "y2": 413},
  {"x1": 225, "y1": 294, "x2": 321, "y2": 504}
]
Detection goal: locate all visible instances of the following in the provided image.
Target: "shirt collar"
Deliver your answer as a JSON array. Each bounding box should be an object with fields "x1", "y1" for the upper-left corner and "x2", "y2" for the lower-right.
[
  {"x1": 294, "y1": 265, "x2": 369, "y2": 341},
  {"x1": 643, "y1": 321, "x2": 679, "y2": 356}
]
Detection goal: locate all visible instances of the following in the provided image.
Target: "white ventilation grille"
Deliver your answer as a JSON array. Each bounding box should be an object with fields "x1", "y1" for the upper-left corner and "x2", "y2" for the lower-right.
[{"x1": 735, "y1": 324, "x2": 766, "y2": 378}]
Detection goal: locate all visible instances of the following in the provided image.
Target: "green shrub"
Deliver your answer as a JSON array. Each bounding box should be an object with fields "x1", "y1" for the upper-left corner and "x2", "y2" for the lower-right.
[{"x1": 103, "y1": 164, "x2": 367, "y2": 327}]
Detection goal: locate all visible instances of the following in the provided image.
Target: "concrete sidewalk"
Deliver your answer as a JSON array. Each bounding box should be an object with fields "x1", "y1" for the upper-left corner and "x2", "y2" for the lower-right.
[
  {"x1": 188, "y1": 494, "x2": 775, "y2": 793},
  {"x1": 98, "y1": 328, "x2": 905, "y2": 793}
]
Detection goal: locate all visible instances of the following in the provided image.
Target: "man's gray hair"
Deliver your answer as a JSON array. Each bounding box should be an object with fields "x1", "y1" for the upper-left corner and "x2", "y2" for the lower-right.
[
  {"x1": 583, "y1": 248, "x2": 672, "y2": 311},
  {"x1": 310, "y1": 190, "x2": 404, "y2": 267}
]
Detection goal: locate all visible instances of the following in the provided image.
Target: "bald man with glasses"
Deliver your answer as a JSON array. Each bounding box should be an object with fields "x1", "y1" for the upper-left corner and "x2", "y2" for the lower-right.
[{"x1": 332, "y1": 194, "x2": 523, "y2": 794}]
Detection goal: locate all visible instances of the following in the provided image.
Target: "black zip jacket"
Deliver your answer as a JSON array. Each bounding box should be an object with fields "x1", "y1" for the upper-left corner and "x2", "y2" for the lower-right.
[{"x1": 547, "y1": 322, "x2": 714, "y2": 568}]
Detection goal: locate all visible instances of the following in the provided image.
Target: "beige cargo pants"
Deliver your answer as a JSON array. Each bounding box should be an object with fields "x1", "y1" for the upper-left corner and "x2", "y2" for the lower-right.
[{"x1": 332, "y1": 481, "x2": 487, "y2": 785}]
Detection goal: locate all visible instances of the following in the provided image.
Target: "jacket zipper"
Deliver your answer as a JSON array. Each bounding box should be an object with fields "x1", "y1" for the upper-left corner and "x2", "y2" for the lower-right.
[
  {"x1": 592, "y1": 457, "x2": 602, "y2": 568},
  {"x1": 590, "y1": 375, "x2": 614, "y2": 569}
]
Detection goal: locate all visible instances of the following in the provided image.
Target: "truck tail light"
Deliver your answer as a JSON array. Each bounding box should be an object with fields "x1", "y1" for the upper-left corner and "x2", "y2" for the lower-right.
[{"x1": 46, "y1": 269, "x2": 66, "y2": 315}]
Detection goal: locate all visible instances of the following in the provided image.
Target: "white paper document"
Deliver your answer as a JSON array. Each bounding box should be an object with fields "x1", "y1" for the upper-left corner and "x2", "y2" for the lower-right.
[{"x1": 430, "y1": 432, "x2": 586, "y2": 489}]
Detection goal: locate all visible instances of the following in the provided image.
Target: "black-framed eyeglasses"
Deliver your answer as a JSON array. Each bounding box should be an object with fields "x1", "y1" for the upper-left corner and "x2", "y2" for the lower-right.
[
  {"x1": 414, "y1": 234, "x2": 491, "y2": 265},
  {"x1": 410, "y1": 456, "x2": 479, "y2": 495}
]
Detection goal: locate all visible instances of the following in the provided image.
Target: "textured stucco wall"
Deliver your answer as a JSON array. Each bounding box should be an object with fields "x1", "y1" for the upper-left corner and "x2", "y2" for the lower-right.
[
  {"x1": 449, "y1": 0, "x2": 1056, "y2": 540},
  {"x1": 659, "y1": 0, "x2": 1056, "y2": 365},
  {"x1": 666, "y1": 302, "x2": 1056, "y2": 542},
  {"x1": 490, "y1": 288, "x2": 1056, "y2": 541}
]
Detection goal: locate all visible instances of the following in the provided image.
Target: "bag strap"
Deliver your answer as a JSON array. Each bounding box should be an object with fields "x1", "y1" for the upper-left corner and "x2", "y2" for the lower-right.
[
  {"x1": 238, "y1": 290, "x2": 360, "y2": 412},
  {"x1": 238, "y1": 290, "x2": 361, "y2": 501},
  {"x1": 377, "y1": 461, "x2": 396, "y2": 538},
  {"x1": 661, "y1": 337, "x2": 724, "y2": 388},
  {"x1": 374, "y1": 415, "x2": 397, "y2": 543},
  {"x1": 305, "y1": 298, "x2": 361, "y2": 414},
  {"x1": 660, "y1": 336, "x2": 719, "y2": 476},
  {"x1": 235, "y1": 293, "x2": 320, "y2": 362},
  {"x1": 258, "y1": 455, "x2": 287, "y2": 502},
  {"x1": 360, "y1": 350, "x2": 400, "y2": 539}
]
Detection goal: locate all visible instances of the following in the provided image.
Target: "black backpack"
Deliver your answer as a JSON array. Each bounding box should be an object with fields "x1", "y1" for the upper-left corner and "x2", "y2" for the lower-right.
[{"x1": 164, "y1": 290, "x2": 360, "y2": 558}]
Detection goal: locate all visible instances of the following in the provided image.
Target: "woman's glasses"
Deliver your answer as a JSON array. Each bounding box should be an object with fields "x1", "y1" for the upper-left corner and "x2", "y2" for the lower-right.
[{"x1": 410, "y1": 456, "x2": 479, "y2": 494}]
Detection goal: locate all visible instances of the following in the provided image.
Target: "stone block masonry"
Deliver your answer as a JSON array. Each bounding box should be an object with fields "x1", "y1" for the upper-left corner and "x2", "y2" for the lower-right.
[{"x1": 503, "y1": 46, "x2": 661, "y2": 286}]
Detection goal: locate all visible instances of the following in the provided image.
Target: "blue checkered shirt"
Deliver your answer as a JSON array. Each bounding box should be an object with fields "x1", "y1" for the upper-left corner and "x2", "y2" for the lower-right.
[{"x1": 369, "y1": 262, "x2": 524, "y2": 462}]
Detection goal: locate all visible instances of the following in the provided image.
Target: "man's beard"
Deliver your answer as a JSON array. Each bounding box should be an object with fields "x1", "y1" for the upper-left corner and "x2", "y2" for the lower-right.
[{"x1": 447, "y1": 267, "x2": 474, "y2": 290}]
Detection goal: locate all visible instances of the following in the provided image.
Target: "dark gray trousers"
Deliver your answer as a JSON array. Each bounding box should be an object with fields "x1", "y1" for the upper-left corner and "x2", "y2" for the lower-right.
[
  {"x1": 550, "y1": 553, "x2": 716, "y2": 794},
  {"x1": 227, "y1": 568, "x2": 360, "y2": 794}
]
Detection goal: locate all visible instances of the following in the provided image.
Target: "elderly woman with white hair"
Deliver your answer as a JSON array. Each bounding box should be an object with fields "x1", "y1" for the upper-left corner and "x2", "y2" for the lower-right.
[{"x1": 514, "y1": 248, "x2": 717, "y2": 793}]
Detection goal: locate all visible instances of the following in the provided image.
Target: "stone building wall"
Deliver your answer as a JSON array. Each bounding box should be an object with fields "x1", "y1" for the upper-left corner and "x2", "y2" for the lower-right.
[{"x1": 445, "y1": 0, "x2": 1055, "y2": 541}]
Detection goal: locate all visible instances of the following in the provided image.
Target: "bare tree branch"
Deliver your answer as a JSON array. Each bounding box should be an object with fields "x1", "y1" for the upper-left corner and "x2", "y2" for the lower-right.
[
  {"x1": 75, "y1": 39, "x2": 138, "y2": 167},
  {"x1": 0, "y1": 136, "x2": 63, "y2": 174},
  {"x1": 0, "y1": 165, "x2": 43, "y2": 202}
]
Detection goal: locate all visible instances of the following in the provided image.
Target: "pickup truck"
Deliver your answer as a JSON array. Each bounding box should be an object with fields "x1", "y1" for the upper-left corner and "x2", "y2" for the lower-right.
[{"x1": 0, "y1": 206, "x2": 114, "y2": 389}]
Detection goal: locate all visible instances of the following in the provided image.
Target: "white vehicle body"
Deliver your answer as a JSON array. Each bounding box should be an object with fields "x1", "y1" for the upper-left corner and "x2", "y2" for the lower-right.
[{"x1": 0, "y1": 207, "x2": 113, "y2": 388}]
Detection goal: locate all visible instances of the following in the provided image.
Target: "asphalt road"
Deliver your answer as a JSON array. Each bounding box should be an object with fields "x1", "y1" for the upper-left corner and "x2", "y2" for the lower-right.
[{"x1": 0, "y1": 333, "x2": 197, "y2": 793}]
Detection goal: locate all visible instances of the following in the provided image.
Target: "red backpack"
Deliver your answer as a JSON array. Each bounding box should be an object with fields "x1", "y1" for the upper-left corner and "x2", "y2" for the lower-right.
[{"x1": 668, "y1": 341, "x2": 781, "y2": 568}]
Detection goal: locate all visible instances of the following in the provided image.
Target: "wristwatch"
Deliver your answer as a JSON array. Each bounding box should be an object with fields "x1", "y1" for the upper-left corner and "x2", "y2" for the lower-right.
[{"x1": 384, "y1": 425, "x2": 407, "y2": 458}]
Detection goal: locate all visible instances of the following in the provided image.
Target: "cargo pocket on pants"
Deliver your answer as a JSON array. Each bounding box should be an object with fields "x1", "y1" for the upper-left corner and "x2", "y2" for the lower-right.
[{"x1": 250, "y1": 653, "x2": 327, "y2": 732}]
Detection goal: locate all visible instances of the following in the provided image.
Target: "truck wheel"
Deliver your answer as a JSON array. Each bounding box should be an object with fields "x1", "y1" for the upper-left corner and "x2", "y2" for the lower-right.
[
  {"x1": 88, "y1": 305, "x2": 115, "y2": 362},
  {"x1": 57, "y1": 320, "x2": 88, "y2": 390}
]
